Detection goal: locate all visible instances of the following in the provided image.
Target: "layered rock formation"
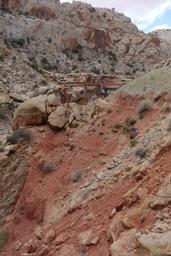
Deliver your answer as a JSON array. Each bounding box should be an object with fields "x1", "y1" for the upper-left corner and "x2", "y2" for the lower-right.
[{"x1": 0, "y1": 0, "x2": 170, "y2": 76}]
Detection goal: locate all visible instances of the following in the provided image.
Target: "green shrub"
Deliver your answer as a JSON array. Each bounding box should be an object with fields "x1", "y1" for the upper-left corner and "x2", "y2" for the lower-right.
[
  {"x1": 162, "y1": 102, "x2": 171, "y2": 113},
  {"x1": 137, "y1": 99, "x2": 152, "y2": 118},
  {"x1": 7, "y1": 38, "x2": 26, "y2": 48},
  {"x1": 78, "y1": 53, "x2": 84, "y2": 62},
  {"x1": 0, "y1": 102, "x2": 15, "y2": 120},
  {"x1": 72, "y1": 48, "x2": 80, "y2": 54},
  {"x1": 122, "y1": 125, "x2": 130, "y2": 134},
  {"x1": 41, "y1": 56, "x2": 49, "y2": 65},
  {"x1": 125, "y1": 117, "x2": 137, "y2": 126},
  {"x1": 0, "y1": 53, "x2": 4, "y2": 61},
  {"x1": 48, "y1": 38, "x2": 52, "y2": 44},
  {"x1": 135, "y1": 146, "x2": 147, "y2": 159},
  {"x1": 0, "y1": 228, "x2": 9, "y2": 249},
  {"x1": 7, "y1": 129, "x2": 31, "y2": 144},
  {"x1": 91, "y1": 66, "x2": 100, "y2": 75},
  {"x1": 130, "y1": 139, "x2": 138, "y2": 148},
  {"x1": 38, "y1": 162, "x2": 55, "y2": 174},
  {"x1": 71, "y1": 170, "x2": 82, "y2": 182}
]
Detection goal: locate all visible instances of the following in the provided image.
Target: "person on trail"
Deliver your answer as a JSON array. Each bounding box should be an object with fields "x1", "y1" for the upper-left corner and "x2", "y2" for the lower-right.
[{"x1": 100, "y1": 86, "x2": 108, "y2": 97}]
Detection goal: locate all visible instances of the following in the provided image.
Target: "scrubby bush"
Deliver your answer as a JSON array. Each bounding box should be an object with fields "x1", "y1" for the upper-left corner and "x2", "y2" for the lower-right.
[
  {"x1": 72, "y1": 47, "x2": 80, "y2": 54},
  {"x1": 91, "y1": 66, "x2": 100, "y2": 75},
  {"x1": 135, "y1": 146, "x2": 147, "y2": 159},
  {"x1": 130, "y1": 139, "x2": 138, "y2": 148},
  {"x1": 0, "y1": 53, "x2": 4, "y2": 61},
  {"x1": 0, "y1": 102, "x2": 15, "y2": 121},
  {"x1": 78, "y1": 53, "x2": 84, "y2": 62},
  {"x1": 162, "y1": 102, "x2": 171, "y2": 114},
  {"x1": 137, "y1": 99, "x2": 153, "y2": 118},
  {"x1": 125, "y1": 117, "x2": 137, "y2": 126},
  {"x1": 122, "y1": 125, "x2": 130, "y2": 134},
  {"x1": 7, "y1": 129, "x2": 31, "y2": 144},
  {"x1": 71, "y1": 170, "x2": 82, "y2": 182},
  {"x1": 38, "y1": 161, "x2": 55, "y2": 174},
  {"x1": 0, "y1": 228, "x2": 9, "y2": 249},
  {"x1": 48, "y1": 37, "x2": 52, "y2": 44},
  {"x1": 129, "y1": 128, "x2": 138, "y2": 139},
  {"x1": 6, "y1": 38, "x2": 26, "y2": 48}
]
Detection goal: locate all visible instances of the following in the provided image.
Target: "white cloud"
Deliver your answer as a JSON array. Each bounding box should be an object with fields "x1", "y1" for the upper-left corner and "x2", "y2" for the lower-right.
[
  {"x1": 60, "y1": 0, "x2": 171, "y2": 30},
  {"x1": 150, "y1": 24, "x2": 171, "y2": 31}
]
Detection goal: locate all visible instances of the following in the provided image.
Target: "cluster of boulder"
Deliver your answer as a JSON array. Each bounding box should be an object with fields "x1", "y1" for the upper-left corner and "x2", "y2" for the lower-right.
[{"x1": 12, "y1": 88, "x2": 113, "y2": 131}]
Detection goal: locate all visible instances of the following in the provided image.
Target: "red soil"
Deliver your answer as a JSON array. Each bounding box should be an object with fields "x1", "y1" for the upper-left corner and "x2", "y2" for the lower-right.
[{"x1": 2, "y1": 94, "x2": 170, "y2": 256}]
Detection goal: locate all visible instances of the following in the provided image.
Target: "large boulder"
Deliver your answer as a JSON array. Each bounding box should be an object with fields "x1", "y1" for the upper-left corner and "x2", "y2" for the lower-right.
[
  {"x1": 47, "y1": 93, "x2": 61, "y2": 107},
  {"x1": 48, "y1": 106, "x2": 66, "y2": 130},
  {"x1": 136, "y1": 231, "x2": 171, "y2": 255},
  {"x1": 70, "y1": 87, "x2": 86, "y2": 103},
  {"x1": 13, "y1": 95, "x2": 47, "y2": 129}
]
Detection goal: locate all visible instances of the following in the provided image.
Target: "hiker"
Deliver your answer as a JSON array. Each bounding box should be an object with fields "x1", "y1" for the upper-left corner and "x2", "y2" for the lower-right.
[{"x1": 100, "y1": 86, "x2": 108, "y2": 97}]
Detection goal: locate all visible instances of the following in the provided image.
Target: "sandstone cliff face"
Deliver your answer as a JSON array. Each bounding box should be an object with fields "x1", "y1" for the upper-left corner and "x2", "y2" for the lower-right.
[
  {"x1": 151, "y1": 29, "x2": 171, "y2": 58},
  {"x1": 0, "y1": 1, "x2": 170, "y2": 75},
  {"x1": 0, "y1": 0, "x2": 60, "y2": 18}
]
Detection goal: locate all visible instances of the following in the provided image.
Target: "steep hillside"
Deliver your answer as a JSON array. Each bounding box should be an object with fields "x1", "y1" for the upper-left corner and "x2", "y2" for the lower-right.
[
  {"x1": 0, "y1": 1, "x2": 171, "y2": 256},
  {"x1": 0, "y1": 0, "x2": 169, "y2": 76}
]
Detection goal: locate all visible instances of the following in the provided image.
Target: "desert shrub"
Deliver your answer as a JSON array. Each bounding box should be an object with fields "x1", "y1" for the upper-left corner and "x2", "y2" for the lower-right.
[
  {"x1": 41, "y1": 56, "x2": 49, "y2": 65},
  {"x1": 38, "y1": 161, "x2": 55, "y2": 174},
  {"x1": 122, "y1": 125, "x2": 130, "y2": 134},
  {"x1": 91, "y1": 66, "x2": 100, "y2": 75},
  {"x1": 0, "y1": 102, "x2": 15, "y2": 120},
  {"x1": 126, "y1": 62, "x2": 134, "y2": 68},
  {"x1": 62, "y1": 48, "x2": 70, "y2": 57},
  {"x1": 125, "y1": 117, "x2": 137, "y2": 126},
  {"x1": 71, "y1": 170, "x2": 82, "y2": 182},
  {"x1": 41, "y1": 60, "x2": 58, "y2": 71},
  {"x1": 6, "y1": 38, "x2": 26, "y2": 48},
  {"x1": 7, "y1": 129, "x2": 31, "y2": 144},
  {"x1": 0, "y1": 53, "x2": 4, "y2": 61},
  {"x1": 110, "y1": 67, "x2": 115, "y2": 73},
  {"x1": 135, "y1": 146, "x2": 147, "y2": 159},
  {"x1": 72, "y1": 47, "x2": 80, "y2": 54},
  {"x1": 125, "y1": 166, "x2": 132, "y2": 172},
  {"x1": 72, "y1": 64, "x2": 78, "y2": 70},
  {"x1": 0, "y1": 228, "x2": 9, "y2": 249},
  {"x1": 130, "y1": 139, "x2": 138, "y2": 148},
  {"x1": 162, "y1": 102, "x2": 171, "y2": 113},
  {"x1": 112, "y1": 123, "x2": 122, "y2": 133},
  {"x1": 129, "y1": 127, "x2": 138, "y2": 139},
  {"x1": 137, "y1": 99, "x2": 152, "y2": 118},
  {"x1": 48, "y1": 37, "x2": 52, "y2": 44},
  {"x1": 78, "y1": 53, "x2": 84, "y2": 62}
]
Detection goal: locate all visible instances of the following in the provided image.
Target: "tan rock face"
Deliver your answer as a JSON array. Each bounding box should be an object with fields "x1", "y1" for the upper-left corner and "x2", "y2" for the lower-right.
[
  {"x1": 48, "y1": 106, "x2": 66, "y2": 130},
  {"x1": 83, "y1": 27, "x2": 111, "y2": 50},
  {"x1": 0, "y1": 0, "x2": 168, "y2": 76},
  {"x1": 136, "y1": 231, "x2": 171, "y2": 255},
  {"x1": 13, "y1": 96, "x2": 47, "y2": 129}
]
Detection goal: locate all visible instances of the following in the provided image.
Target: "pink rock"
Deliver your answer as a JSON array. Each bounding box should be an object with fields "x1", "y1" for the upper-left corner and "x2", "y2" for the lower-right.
[
  {"x1": 55, "y1": 233, "x2": 67, "y2": 246},
  {"x1": 44, "y1": 229, "x2": 56, "y2": 244},
  {"x1": 37, "y1": 244, "x2": 49, "y2": 256},
  {"x1": 79, "y1": 230, "x2": 99, "y2": 247},
  {"x1": 26, "y1": 239, "x2": 38, "y2": 253}
]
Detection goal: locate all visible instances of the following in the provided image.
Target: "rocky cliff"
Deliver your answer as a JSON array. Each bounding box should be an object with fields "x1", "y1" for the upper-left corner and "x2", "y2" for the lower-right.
[{"x1": 0, "y1": 0, "x2": 169, "y2": 76}]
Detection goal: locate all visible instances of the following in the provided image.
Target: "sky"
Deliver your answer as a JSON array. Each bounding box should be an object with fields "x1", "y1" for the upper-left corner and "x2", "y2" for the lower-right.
[{"x1": 60, "y1": 0, "x2": 171, "y2": 32}]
